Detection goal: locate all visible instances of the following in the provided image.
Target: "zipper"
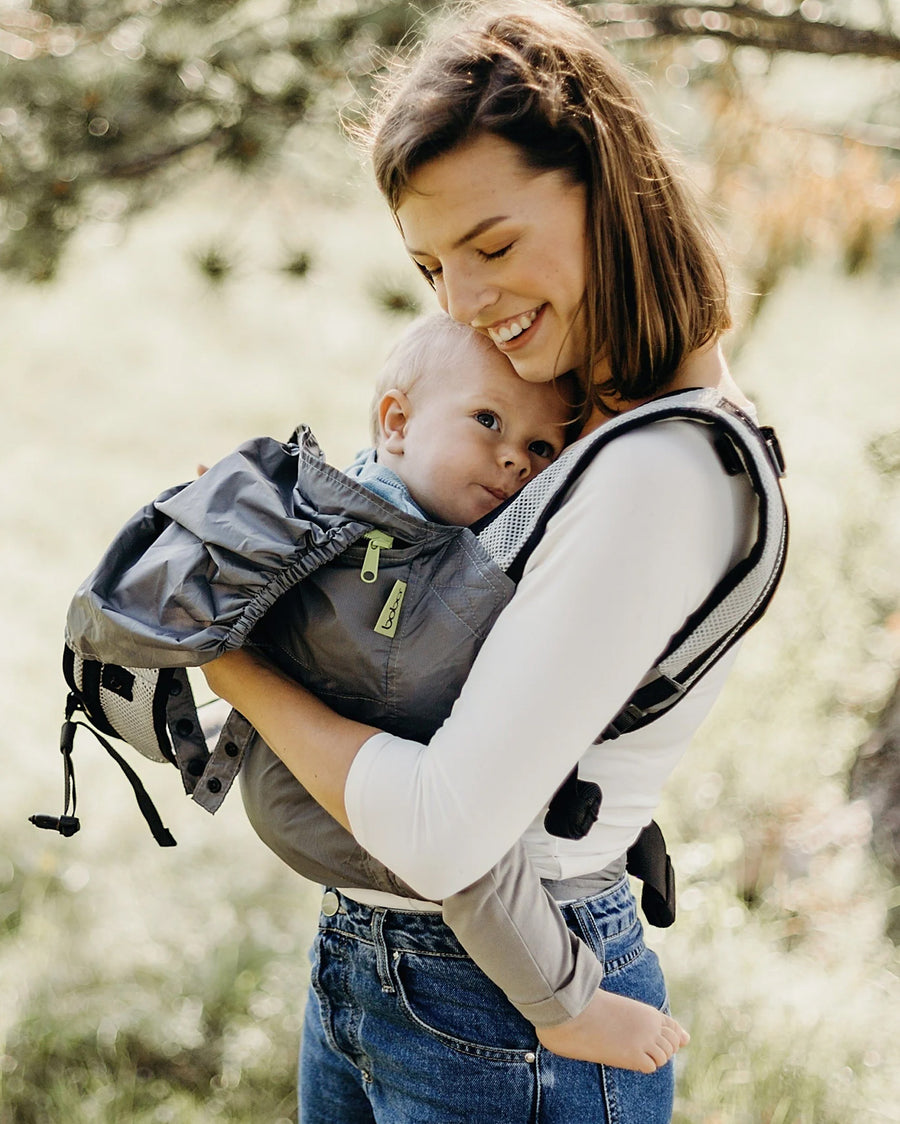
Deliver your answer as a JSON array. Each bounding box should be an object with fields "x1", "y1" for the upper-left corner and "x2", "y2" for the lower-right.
[{"x1": 360, "y1": 530, "x2": 393, "y2": 583}]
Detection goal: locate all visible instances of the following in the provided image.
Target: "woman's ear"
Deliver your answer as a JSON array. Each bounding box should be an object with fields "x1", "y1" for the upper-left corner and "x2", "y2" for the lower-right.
[{"x1": 378, "y1": 389, "x2": 412, "y2": 455}]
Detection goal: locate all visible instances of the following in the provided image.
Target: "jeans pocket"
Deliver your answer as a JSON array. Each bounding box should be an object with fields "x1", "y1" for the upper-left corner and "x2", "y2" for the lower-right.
[{"x1": 392, "y1": 949, "x2": 536, "y2": 1061}]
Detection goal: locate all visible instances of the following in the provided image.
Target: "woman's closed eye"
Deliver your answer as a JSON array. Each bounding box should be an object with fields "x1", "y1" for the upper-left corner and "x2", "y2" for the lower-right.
[
  {"x1": 415, "y1": 261, "x2": 441, "y2": 285},
  {"x1": 413, "y1": 242, "x2": 513, "y2": 285},
  {"x1": 477, "y1": 243, "x2": 514, "y2": 263}
]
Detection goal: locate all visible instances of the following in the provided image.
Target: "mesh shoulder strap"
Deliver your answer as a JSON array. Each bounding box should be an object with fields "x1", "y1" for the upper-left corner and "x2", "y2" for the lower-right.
[{"x1": 476, "y1": 388, "x2": 789, "y2": 739}]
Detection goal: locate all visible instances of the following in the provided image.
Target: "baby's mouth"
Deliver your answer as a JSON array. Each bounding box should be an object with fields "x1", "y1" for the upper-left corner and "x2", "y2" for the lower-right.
[
  {"x1": 482, "y1": 486, "x2": 509, "y2": 502},
  {"x1": 487, "y1": 307, "x2": 540, "y2": 346}
]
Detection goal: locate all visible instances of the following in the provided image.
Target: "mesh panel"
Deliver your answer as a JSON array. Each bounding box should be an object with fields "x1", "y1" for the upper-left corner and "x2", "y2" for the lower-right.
[
  {"x1": 71, "y1": 653, "x2": 170, "y2": 763},
  {"x1": 477, "y1": 440, "x2": 592, "y2": 569},
  {"x1": 659, "y1": 427, "x2": 787, "y2": 685},
  {"x1": 99, "y1": 667, "x2": 169, "y2": 762}
]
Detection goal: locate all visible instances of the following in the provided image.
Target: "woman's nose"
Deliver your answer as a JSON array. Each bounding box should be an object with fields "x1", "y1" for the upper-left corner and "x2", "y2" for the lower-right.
[{"x1": 439, "y1": 263, "x2": 499, "y2": 324}]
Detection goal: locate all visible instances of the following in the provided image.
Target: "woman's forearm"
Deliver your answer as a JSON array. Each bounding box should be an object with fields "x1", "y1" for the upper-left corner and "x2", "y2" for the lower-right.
[{"x1": 201, "y1": 648, "x2": 378, "y2": 830}]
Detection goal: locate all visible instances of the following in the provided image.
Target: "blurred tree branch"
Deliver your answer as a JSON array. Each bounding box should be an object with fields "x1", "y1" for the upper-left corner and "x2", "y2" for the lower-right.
[
  {"x1": 0, "y1": 0, "x2": 897, "y2": 283},
  {"x1": 0, "y1": 0, "x2": 440, "y2": 279},
  {"x1": 584, "y1": 2, "x2": 900, "y2": 61}
]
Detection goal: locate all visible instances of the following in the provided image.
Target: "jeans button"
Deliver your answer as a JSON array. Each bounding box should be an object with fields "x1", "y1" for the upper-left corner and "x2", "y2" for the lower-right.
[
  {"x1": 321, "y1": 890, "x2": 340, "y2": 917},
  {"x1": 524, "y1": 1051, "x2": 536, "y2": 1064}
]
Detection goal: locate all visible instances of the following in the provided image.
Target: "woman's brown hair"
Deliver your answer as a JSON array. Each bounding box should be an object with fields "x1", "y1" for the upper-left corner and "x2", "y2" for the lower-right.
[{"x1": 366, "y1": 0, "x2": 731, "y2": 405}]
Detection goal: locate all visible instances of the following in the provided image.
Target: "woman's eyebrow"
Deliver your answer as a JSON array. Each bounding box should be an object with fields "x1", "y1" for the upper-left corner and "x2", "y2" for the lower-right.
[{"x1": 405, "y1": 215, "x2": 510, "y2": 257}]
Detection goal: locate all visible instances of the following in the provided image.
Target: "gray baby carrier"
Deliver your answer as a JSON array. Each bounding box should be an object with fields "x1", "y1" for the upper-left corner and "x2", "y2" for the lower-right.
[{"x1": 36, "y1": 388, "x2": 788, "y2": 926}]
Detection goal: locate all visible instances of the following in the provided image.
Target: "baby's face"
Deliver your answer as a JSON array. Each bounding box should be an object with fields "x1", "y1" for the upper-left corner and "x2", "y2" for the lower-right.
[{"x1": 396, "y1": 348, "x2": 574, "y2": 525}]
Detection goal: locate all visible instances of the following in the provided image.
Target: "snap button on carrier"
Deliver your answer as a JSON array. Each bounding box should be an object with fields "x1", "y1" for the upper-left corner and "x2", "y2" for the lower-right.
[{"x1": 321, "y1": 890, "x2": 340, "y2": 917}]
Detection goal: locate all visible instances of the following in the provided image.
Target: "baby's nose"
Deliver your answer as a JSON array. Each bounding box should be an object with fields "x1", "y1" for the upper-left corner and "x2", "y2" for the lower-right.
[{"x1": 502, "y1": 450, "x2": 531, "y2": 479}]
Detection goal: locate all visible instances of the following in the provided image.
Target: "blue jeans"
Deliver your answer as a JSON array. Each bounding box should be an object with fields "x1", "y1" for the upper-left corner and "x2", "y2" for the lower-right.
[{"x1": 298, "y1": 877, "x2": 674, "y2": 1123}]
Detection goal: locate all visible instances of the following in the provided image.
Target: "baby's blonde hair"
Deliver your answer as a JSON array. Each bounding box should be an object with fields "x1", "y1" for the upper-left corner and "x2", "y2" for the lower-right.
[{"x1": 370, "y1": 313, "x2": 502, "y2": 443}]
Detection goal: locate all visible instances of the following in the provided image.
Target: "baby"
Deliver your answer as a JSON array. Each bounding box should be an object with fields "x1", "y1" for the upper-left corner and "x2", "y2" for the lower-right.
[
  {"x1": 249, "y1": 313, "x2": 688, "y2": 1072},
  {"x1": 347, "y1": 310, "x2": 577, "y2": 525}
]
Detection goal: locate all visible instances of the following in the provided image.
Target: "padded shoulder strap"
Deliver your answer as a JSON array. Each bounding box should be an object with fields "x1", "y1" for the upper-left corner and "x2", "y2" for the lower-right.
[{"x1": 476, "y1": 388, "x2": 789, "y2": 741}]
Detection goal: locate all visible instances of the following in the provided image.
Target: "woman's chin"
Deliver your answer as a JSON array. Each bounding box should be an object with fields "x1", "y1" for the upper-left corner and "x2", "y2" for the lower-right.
[{"x1": 505, "y1": 352, "x2": 559, "y2": 384}]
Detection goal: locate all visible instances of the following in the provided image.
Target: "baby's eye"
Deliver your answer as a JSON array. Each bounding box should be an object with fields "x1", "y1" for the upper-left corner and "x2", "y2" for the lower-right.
[
  {"x1": 529, "y1": 440, "x2": 557, "y2": 460},
  {"x1": 475, "y1": 411, "x2": 500, "y2": 430}
]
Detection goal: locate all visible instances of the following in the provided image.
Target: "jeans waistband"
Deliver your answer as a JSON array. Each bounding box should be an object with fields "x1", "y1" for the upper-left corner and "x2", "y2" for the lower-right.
[{"x1": 318, "y1": 875, "x2": 635, "y2": 956}]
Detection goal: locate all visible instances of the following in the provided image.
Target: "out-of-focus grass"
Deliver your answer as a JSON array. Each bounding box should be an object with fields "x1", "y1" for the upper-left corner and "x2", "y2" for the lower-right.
[
  {"x1": 662, "y1": 266, "x2": 900, "y2": 1123},
  {"x1": 0, "y1": 767, "x2": 322, "y2": 1122},
  {"x1": 1, "y1": 162, "x2": 898, "y2": 1122}
]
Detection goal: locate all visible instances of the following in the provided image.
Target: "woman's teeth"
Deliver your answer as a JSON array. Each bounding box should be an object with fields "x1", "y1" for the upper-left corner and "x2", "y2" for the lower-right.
[{"x1": 488, "y1": 309, "x2": 538, "y2": 345}]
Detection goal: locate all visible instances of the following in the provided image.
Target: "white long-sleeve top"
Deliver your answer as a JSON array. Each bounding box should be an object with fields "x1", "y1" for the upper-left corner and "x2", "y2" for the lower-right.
[{"x1": 345, "y1": 419, "x2": 756, "y2": 901}]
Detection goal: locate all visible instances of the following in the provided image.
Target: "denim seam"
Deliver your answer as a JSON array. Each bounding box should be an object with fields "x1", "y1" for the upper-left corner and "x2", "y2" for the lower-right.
[
  {"x1": 318, "y1": 925, "x2": 470, "y2": 961},
  {"x1": 569, "y1": 904, "x2": 603, "y2": 961},
  {"x1": 316, "y1": 928, "x2": 376, "y2": 950},
  {"x1": 603, "y1": 941, "x2": 645, "y2": 976},
  {"x1": 599, "y1": 1061, "x2": 616, "y2": 1124},
  {"x1": 371, "y1": 909, "x2": 396, "y2": 995}
]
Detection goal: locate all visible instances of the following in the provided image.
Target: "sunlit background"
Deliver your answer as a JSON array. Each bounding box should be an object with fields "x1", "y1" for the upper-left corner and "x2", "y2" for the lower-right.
[{"x1": 1, "y1": 2, "x2": 899, "y2": 1121}]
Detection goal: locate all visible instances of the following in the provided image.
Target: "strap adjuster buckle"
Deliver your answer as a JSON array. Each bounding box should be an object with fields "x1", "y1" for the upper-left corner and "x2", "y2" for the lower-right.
[
  {"x1": 760, "y1": 426, "x2": 786, "y2": 477},
  {"x1": 596, "y1": 702, "x2": 645, "y2": 743}
]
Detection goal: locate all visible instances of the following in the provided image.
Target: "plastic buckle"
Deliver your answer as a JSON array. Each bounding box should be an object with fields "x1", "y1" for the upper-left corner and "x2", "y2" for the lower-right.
[
  {"x1": 658, "y1": 673, "x2": 687, "y2": 698},
  {"x1": 595, "y1": 702, "x2": 645, "y2": 743},
  {"x1": 760, "y1": 426, "x2": 786, "y2": 477},
  {"x1": 29, "y1": 813, "x2": 81, "y2": 837}
]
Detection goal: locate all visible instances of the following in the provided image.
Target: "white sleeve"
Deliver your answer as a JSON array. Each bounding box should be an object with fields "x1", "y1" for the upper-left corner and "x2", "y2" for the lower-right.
[{"x1": 345, "y1": 423, "x2": 743, "y2": 900}]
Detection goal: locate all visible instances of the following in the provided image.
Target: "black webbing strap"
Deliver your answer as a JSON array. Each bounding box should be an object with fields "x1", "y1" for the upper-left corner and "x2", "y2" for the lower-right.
[
  {"x1": 626, "y1": 820, "x2": 676, "y2": 928},
  {"x1": 30, "y1": 693, "x2": 177, "y2": 847}
]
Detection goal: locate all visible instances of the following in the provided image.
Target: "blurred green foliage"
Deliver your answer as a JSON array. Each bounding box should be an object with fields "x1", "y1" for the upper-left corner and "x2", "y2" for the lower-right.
[
  {"x1": 0, "y1": 0, "x2": 438, "y2": 280},
  {"x1": 0, "y1": 0, "x2": 898, "y2": 300}
]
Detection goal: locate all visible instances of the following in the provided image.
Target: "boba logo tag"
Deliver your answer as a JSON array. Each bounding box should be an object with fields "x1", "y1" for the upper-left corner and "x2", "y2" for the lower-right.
[{"x1": 374, "y1": 580, "x2": 407, "y2": 637}]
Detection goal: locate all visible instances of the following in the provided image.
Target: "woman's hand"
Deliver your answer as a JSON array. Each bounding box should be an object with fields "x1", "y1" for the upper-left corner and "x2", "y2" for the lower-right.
[{"x1": 201, "y1": 648, "x2": 380, "y2": 831}]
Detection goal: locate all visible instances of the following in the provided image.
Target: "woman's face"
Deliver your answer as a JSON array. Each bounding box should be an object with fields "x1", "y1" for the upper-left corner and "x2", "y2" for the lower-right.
[{"x1": 395, "y1": 133, "x2": 590, "y2": 384}]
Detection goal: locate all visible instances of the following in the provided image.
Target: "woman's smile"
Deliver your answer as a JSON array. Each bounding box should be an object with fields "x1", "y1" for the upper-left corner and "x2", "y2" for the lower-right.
[{"x1": 484, "y1": 306, "x2": 541, "y2": 346}]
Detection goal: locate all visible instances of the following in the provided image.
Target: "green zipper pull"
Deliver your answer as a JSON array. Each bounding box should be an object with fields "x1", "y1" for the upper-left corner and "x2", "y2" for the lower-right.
[{"x1": 360, "y1": 530, "x2": 393, "y2": 583}]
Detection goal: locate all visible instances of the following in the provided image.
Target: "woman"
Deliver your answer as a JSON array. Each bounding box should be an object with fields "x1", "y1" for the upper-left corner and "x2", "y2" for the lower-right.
[{"x1": 204, "y1": 2, "x2": 772, "y2": 1120}]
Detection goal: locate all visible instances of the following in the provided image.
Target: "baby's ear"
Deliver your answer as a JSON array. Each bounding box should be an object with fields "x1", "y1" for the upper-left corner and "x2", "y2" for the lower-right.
[{"x1": 378, "y1": 389, "x2": 411, "y2": 455}]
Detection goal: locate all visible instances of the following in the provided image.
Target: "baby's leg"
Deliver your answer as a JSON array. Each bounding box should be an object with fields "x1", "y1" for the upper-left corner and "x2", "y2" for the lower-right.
[
  {"x1": 443, "y1": 844, "x2": 689, "y2": 1072},
  {"x1": 441, "y1": 842, "x2": 604, "y2": 1029}
]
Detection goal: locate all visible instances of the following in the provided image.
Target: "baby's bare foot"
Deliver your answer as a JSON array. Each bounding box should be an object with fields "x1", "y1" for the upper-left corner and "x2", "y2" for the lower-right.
[{"x1": 536, "y1": 989, "x2": 689, "y2": 1073}]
